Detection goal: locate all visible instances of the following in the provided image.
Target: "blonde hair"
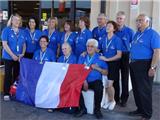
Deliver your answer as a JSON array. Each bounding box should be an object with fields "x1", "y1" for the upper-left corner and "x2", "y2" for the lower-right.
[
  {"x1": 48, "y1": 17, "x2": 58, "y2": 28},
  {"x1": 7, "y1": 13, "x2": 22, "y2": 27}
]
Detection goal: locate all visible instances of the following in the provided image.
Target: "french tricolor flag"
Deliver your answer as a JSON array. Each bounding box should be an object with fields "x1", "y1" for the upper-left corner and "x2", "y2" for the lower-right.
[{"x1": 16, "y1": 58, "x2": 90, "y2": 108}]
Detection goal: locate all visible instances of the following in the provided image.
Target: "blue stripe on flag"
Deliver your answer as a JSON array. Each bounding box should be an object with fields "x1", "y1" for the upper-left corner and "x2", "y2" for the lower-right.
[{"x1": 16, "y1": 58, "x2": 44, "y2": 106}]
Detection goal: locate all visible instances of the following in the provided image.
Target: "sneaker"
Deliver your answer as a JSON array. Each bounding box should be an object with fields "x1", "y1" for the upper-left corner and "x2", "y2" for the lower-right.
[
  {"x1": 94, "y1": 111, "x2": 103, "y2": 119},
  {"x1": 108, "y1": 101, "x2": 116, "y2": 110},
  {"x1": 102, "y1": 102, "x2": 110, "y2": 109},
  {"x1": 47, "y1": 109, "x2": 54, "y2": 113},
  {"x1": 3, "y1": 95, "x2": 10, "y2": 101}
]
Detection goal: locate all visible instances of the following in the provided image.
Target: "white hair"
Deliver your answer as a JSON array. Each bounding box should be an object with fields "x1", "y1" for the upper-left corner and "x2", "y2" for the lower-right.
[
  {"x1": 98, "y1": 13, "x2": 109, "y2": 21},
  {"x1": 86, "y1": 39, "x2": 98, "y2": 48}
]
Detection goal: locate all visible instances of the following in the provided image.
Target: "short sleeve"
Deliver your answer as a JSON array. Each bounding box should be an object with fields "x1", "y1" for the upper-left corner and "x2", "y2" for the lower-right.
[
  {"x1": 151, "y1": 31, "x2": 160, "y2": 49},
  {"x1": 1, "y1": 27, "x2": 9, "y2": 41}
]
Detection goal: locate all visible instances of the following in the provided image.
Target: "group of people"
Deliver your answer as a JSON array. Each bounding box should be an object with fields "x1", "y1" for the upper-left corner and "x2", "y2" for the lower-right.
[{"x1": 1, "y1": 10, "x2": 160, "y2": 120}]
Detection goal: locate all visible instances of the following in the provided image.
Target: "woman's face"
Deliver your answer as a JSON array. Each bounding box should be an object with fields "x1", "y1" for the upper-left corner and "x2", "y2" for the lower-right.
[
  {"x1": 62, "y1": 44, "x2": 71, "y2": 56},
  {"x1": 64, "y1": 23, "x2": 71, "y2": 32},
  {"x1": 29, "y1": 19, "x2": 36, "y2": 30},
  {"x1": 48, "y1": 19, "x2": 56, "y2": 29},
  {"x1": 12, "y1": 16, "x2": 21, "y2": 28},
  {"x1": 106, "y1": 23, "x2": 115, "y2": 33},
  {"x1": 40, "y1": 38, "x2": 48, "y2": 49},
  {"x1": 79, "y1": 20, "x2": 85, "y2": 29}
]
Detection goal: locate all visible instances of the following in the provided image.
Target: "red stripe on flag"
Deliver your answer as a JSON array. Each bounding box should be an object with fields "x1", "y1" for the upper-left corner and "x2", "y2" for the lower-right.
[{"x1": 58, "y1": 64, "x2": 91, "y2": 108}]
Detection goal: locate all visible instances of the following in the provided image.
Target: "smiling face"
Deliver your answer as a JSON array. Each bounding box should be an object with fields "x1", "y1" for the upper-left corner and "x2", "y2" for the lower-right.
[
  {"x1": 79, "y1": 20, "x2": 85, "y2": 29},
  {"x1": 64, "y1": 22, "x2": 71, "y2": 32},
  {"x1": 97, "y1": 15, "x2": 106, "y2": 27},
  {"x1": 48, "y1": 19, "x2": 56, "y2": 29},
  {"x1": 62, "y1": 43, "x2": 71, "y2": 56},
  {"x1": 87, "y1": 42, "x2": 97, "y2": 55},
  {"x1": 136, "y1": 15, "x2": 149, "y2": 31},
  {"x1": 29, "y1": 19, "x2": 36, "y2": 30},
  {"x1": 11, "y1": 16, "x2": 21, "y2": 28},
  {"x1": 116, "y1": 15, "x2": 125, "y2": 27},
  {"x1": 106, "y1": 23, "x2": 115, "y2": 33},
  {"x1": 40, "y1": 37, "x2": 48, "y2": 49}
]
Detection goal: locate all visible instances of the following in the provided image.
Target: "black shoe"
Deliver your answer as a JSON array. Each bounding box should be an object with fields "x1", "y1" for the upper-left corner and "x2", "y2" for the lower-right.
[
  {"x1": 141, "y1": 117, "x2": 150, "y2": 120},
  {"x1": 120, "y1": 102, "x2": 127, "y2": 107},
  {"x1": 74, "y1": 109, "x2": 87, "y2": 117},
  {"x1": 129, "y1": 110, "x2": 142, "y2": 116},
  {"x1": 94, "y1": 111, "x2": 103, "y2": 119}
]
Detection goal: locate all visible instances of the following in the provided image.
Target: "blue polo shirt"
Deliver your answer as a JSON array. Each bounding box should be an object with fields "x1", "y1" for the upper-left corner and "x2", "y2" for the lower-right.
[
  {"x1": 24, "y1": 28, "x2": 42, "y2": 53},
  {"x1": 42, "y1": 29, "x2": 61, "y2": 54},
  {"x1": 92, "y1": 26, "x2": 107, "y2": 49},
  {"x1": 130, "y1": 27, "x2": 160, "y2": 60},
  {"x1": 1, "y1": 26, "x2": 26, "y2": 60},
  {"x1": 75, "y1": 29, "x2": 92, "y2": 57},
  {"x1": 115, "y1": 25, "x2": 134, "y2": 52},
  {"x1": 33, "y1": 48, "x2": 56, "y2": 62},
  {"x1": 78, "y1": 53, "x2": 108, "y2": 83},
  {"x1": 57, "y1": 53, "x2": 77, "y2": 64},
  {"x1": 59, "y1": 32, "x2": 77, "y2": 55},
  {"x1": 101, "y1": 34, "x2": 122, "y2": 59}
]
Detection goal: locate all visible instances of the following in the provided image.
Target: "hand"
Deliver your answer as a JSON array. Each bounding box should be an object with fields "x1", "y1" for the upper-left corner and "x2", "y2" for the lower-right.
[
  {"x1": 81, "y1": 51, "x2": 87, "y2": 57},
  {"x1": 12, "y1": 54, "x2": 19, "y2": 61},
  {"x1": 83, "y1": 80, "x2": 88, "y2": 91},
  {"x1": 18, "y1": 54, "x2": 24, "y2": 62},
  {"x1": 148, "y1": 68, "x2": 156, "y2": 77},
  {"x1": 99, "y1": 56, "x2": 108, "y2": 61},
  {"x1": 91, "y1": 64, "x2": 97, "y2": 70}
]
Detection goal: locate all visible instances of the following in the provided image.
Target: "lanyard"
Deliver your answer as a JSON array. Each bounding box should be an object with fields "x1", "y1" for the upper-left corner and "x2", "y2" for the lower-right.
[
  {"x1": 40, "y1": 49, "x2": 47, "y2": 63},
  {"x1": 64, "y1": 54, "x2": 70, "y2": 63},
  {"x1": 48, "y1": 30, "x2": 55, "y2": 42},
  {"x1": 64, "y1": 32, "x2": 71, "y2": 42},
  {"x1": 30, "y1": 31, "x2": 36, "y2": 42},
  {"x1": 133, "y1": 27, "x2": 150, "y2": 44},
  {"x1": 12, "y1": 28, "x2": 20, "y2": 52},
  {"x1": 84, "y1": 54, "x2": 95, "y2": 66},
  {"x1": 106, "y1": 36, "x2": 113, "y2": 50}
]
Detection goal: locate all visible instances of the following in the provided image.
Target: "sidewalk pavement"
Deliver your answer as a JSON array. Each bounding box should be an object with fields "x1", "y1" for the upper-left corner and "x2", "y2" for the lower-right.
[{"x1": 0, "y1": 84, "x2": 160, "y2": 120}]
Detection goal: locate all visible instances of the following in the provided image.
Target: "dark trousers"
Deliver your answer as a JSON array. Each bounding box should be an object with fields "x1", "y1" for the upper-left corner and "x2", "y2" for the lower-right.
[
  {"x1": 116, "y1": 52, "x2": 129, "y2": 103},
  {"x1": 3, "y1": 59, "x2": 20, "y2": 95},
  {"x1": 79, "y1": 80, "x2": 103, "y2": 112},
  {"x1": 130, "y1": 60, "x2": 153, "y2": 119},
  {"x1": 24, "y1": 52, "x2": 34, "y2": 59}
]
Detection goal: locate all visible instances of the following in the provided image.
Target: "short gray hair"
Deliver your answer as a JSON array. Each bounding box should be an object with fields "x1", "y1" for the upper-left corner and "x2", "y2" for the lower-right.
[
  {"x1": 86, "y1": 39, "x2": 98, "y2": 48},
  {"x1": 138, "y1": 14, "x2": 150, "y2": 22}
]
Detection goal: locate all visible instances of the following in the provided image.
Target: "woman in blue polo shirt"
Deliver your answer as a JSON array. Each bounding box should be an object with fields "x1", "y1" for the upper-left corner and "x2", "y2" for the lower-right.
[
  {"x1": 33, "y1": 35, "x2": 56, "y2": 63},
  {"x1": 99, "y1": 21, "x2": 122, "y2": 110},
  {"x1": 59, "y1": 20, "x2": 77, "y2": 56},
  {"x1": 58, "y1": 42, "x2": 77, "y2": 64},
  {"x1": 42, "y1": 17, "x2": 61, "y2": 58},
  {"x1": 24, "y1": 17, "x2": 42, "y2": 59},
  {"x1": 75, "y1": 16, "x2": 92, "y2": 58},
  {"x1": 1, "y1": 13, "x2": 26, "y2": 101}
]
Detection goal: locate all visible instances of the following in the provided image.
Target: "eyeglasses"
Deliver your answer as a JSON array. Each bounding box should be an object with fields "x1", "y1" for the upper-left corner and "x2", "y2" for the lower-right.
[
  {"x1": 136, "y1": 19, "x2": 145, "y2": 23},
  {"x1": 87, "y1": 45, "x2": 95, "y2": 48}
]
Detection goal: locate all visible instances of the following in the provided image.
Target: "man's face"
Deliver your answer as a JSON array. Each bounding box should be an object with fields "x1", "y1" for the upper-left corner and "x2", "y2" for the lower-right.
[
  {"x1": 97, "y1": 16, "x2": 106, "y2": 27},
  {"x1": 116, "y1": 15, "x2": 125, "y2": 27},
  {"x1": 87, "y1": 42, "x2": 96, "y2": 55},
  {"x1": 136, "y1": 16, "x2": 148, "y2": 30}
]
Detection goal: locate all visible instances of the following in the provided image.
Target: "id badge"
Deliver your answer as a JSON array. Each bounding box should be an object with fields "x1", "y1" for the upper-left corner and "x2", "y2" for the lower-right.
[
  {"x1": 17, "y1": 45, "x2": 19, "y2": 52},
  {"x1": 84, "y1": 66, "x2": 90, "y2": 70}
]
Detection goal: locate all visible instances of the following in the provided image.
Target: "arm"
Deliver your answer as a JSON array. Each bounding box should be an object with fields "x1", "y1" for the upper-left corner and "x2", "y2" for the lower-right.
[
  {"x1": 91, "y1": 64, "x2": 108, "y2": 75},
  {"x1": 148, "y1": 49, "x2": 160, "y2": 77},
  {"x1": 2, "y1": 41, "x2": 19, "y2": 61},
  {"x1": 99, "y1": 50, "x2": 122, "y2": 62},
  {"x1": 18, "y1": 43, "x2": 26, "y2": 61}
]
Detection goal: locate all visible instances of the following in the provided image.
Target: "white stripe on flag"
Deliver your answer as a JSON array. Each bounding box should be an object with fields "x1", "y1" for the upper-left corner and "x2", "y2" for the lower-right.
[{"x1": 35, "y1": 62, "x2": 69, "y2": 108}]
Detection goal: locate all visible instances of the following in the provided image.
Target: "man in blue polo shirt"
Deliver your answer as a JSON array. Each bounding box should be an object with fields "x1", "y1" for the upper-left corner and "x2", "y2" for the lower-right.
[
  {"x1": 75, "y1": 39, "x2": 108, "y2": 119},
  {"x1": 92, "y1": 13, "x2": 108, "y2": 49},
  {"x1": 115, "y1": 11, "x2": 134, "y2": 107},
  {"x1": 129, "y1": 14, "x2": 160, "y2": 120}
]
